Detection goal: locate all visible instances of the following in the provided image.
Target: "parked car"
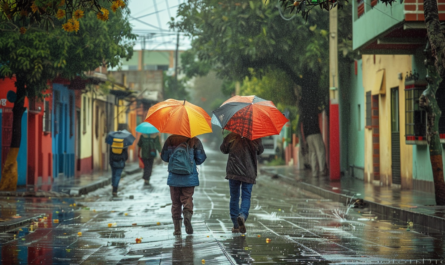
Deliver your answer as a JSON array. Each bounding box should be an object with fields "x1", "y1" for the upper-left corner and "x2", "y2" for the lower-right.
[{"x1": 259, "y1": 135, "x2": 279, "y2": 162}]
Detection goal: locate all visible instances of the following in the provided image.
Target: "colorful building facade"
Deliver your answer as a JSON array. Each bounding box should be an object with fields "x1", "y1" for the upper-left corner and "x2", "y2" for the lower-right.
[
  {"x1": 345, "y1": 0, "x2": 445, "y2": 191},
  {"x1": 0, "y1": 72, "x2": 143, "y2": 189}
]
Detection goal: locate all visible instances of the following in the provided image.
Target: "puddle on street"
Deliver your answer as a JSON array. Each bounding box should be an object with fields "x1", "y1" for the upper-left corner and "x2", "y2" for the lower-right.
[{"x1": 0, "y1": 153, "x2": 443, "y2": 264}]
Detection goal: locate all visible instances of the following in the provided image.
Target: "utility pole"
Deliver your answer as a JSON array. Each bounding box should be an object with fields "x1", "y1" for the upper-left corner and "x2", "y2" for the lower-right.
[
  {"x1": 329, "y1": 6, "x2": 340, "y2": 181},
  {"x1": 139, "y1": 36, "x2": 146, "y2": 93},
  {"x1": 175, "y1": 32, "x2": 179, "y2": 82}
]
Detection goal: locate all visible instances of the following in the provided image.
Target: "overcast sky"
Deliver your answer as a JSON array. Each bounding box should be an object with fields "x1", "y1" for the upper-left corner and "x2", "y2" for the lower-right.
[{"x1": 128, "y1": 0, "x2": 191, "y2": 51}]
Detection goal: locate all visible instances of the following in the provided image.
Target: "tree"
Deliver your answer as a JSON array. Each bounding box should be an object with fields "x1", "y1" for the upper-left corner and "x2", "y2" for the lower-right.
[
  {"x1": 0, "y1": 0, "x2": 127, "y2": 33},
  {"x1": 172, "y1": 0, "x2": 354, "y2": 127},
  {"x1": 0, "y1": 5, "x2": 135, "y2": 190},
  {"x1": 163, "y1": 72, "x2": 189, "y2": 101},
  {"x1": 280, "y1": 0, "x2": 445, "y2": 204}
]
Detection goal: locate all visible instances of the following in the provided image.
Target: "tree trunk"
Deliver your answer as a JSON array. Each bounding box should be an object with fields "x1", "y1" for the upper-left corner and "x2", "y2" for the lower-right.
[
  {"x1": 0, "y1": 76, "x2": 26, "y2": 191},
  {"x1": 422, "y1": 0, "x2": 445, "y2": 205}
]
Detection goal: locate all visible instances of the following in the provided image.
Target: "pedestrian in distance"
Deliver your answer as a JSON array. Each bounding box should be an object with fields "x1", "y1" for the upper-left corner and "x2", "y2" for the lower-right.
[
  {"x1": 220, "y1": 132, "x2": 264, "y2": 234},
  {"x1": 161, "y1": 134, "x2": 207, "y2": 236},
  {"x1": 300, "y1": 109, "x2": 327, "y2": 177},
  {"x1": 109, "y1": 138, "x2": 129, "y2": 197},
  {"x1": 137, "y1": 133, "x2": 161, "y2": 185}
]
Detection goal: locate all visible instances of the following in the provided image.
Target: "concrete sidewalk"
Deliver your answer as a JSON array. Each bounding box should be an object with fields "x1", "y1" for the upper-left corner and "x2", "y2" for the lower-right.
[
  {"x1": 260, "y1": 165, "x2": 445, "y2": 232},
  {"x1": 0, "y1": 163, "x2": 141, "y2": 197}
]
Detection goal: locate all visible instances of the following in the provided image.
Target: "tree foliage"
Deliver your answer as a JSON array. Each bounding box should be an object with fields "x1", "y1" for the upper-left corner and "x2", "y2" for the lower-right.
[
  {"x1": 0, "y1": 6, "x2": 135, "y2": 100},
  {"x1": 0, "y1": 0, "x2": 127, "y2": 33},
  {"x1": 171, "y1": 0, "x2": 353, "y2": 115},
  {"x1": 163, "y1": 73, "x2": 189, "y2": 101}
]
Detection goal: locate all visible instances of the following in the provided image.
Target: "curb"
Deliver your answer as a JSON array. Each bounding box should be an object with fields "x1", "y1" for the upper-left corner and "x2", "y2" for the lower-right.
[
  {"x1": 0, "y1": 214, "x2": 45, "y2": 233},
  {"x1": 70, "y1": 165, "x2": 142, "y2": 196},
  {"x1": 260, "y1": 168, "x2": 445, "y2": 232}
]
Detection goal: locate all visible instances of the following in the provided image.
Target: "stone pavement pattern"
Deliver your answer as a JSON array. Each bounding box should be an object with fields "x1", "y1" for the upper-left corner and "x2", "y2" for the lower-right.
[{"x1": 0, "y1": 148, "x2": 444, "y2": 264}]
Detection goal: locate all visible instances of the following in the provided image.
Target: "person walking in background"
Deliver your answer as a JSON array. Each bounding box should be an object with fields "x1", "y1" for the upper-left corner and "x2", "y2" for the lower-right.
[
  {"x1": 138, "y1": 133, "x2": 161, "y2": 185},
  {"x1": 220, "y1": 132, "x2": 264, "y2": 234},
  {"x1": 161, "y1": 134, "x2": 207, "y2": 236},
  {"x1": 109, "y1": 139, "x2": 129, "y2": 197},
  {"x1": 300, "y1": 109, "x2": 327, "y2": 177}
]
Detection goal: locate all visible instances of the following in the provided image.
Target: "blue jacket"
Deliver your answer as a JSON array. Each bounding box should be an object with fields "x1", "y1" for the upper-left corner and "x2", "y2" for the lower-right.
[{"x1": 161, "y1": 135, "x2": 207, "y2": 187}]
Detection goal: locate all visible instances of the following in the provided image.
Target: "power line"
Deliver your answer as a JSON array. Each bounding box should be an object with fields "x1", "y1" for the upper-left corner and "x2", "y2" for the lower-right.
[
  {"x1": 152, "y1": 0, "x2": 167, "y2": 49},
  {"x1": 130, "y1": 10, "x2": 165, "y2": 20}
]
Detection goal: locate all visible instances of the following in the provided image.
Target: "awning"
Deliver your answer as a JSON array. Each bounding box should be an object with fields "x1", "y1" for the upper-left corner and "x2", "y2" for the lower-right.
[{"x1": 372, "y1": 69, "x2": 385, "y2": 95}]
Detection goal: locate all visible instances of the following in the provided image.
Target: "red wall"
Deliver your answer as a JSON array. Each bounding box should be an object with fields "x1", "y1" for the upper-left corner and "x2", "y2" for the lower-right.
[{"x1": 27, "y1": 86, "x2": 53, "y2": 188}]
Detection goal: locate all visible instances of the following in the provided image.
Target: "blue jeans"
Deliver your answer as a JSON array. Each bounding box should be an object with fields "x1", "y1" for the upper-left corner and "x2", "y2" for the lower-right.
[
  {"x1": 111, "y1": 167, "x2": 124, "y2": 188},
  {"x1": 228, "y1": 179, "x2": 253, "y2": 228}
]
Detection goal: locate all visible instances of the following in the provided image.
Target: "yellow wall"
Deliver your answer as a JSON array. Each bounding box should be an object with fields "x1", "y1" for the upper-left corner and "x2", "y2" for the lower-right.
[
  {"x1": 362, "y1": 55, "x2": 413, "y2": 189},
  {"x1": 80, "y1": 90, "x2": 93, "y2": 160}
]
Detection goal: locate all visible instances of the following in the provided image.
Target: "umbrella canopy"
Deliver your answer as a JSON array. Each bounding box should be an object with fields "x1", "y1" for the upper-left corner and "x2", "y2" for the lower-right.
[
  {"x1": 136, "y1": 122, "x2": 159, "y2": 134},
  {"x1": 105, "y1": 129, "x2": 136, "y2": 147},
  {"x1": 212, "y1": 95, "x2": 289, "y2": 140},
  {"x1": 145, "y1": 99, "x2": 212, "y2": 138}
]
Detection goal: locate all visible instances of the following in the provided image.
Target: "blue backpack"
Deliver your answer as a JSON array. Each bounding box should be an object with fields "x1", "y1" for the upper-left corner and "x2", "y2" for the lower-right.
[{"x1": 168, "y1": 141, "x2": 194, "y2": 175}]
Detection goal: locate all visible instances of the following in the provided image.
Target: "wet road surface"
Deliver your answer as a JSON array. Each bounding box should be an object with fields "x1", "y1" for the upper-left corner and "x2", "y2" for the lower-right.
[{"x1": 0, "y1": 147, "x2": 444, "y2": 264}]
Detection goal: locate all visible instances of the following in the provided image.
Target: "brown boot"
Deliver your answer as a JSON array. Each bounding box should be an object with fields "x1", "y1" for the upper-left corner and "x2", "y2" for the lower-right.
[
  {"x1": 183, "y1": 210, "x2": 193, "y2": 235},
  {"x1": 173, "y1": 218, "x2": 182, "y2": 236},
  {"x1": 232, "y1": 227, "x2": 240, "y2": 233}
]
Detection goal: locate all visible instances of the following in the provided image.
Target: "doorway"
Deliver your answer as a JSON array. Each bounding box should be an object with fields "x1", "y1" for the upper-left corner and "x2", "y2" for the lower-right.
[
  {"x1": 391, "y1": 87, "x2": 401, "y2": 185},
  {"x1": 372, "y1": 95, "x2": 380, "y2": 181}
]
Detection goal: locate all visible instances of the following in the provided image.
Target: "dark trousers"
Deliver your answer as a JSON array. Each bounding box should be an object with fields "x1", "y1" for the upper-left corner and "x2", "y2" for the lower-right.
[
  {"x1": 170, "y1": 186, "x2": 195, "y2": 219},
  {"x1": 111, "y1": 167, "x2": 124, "y2": 188},
  {"x1": 142, "y1": 158, "x2": 154, "y2": 180}
]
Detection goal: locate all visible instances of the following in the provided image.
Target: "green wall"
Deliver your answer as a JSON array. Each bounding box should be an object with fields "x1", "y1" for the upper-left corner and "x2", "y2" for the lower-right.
[
  {"x1": 352, "y1": 1, "x2": 405, "y2": 50},
  {"x1": 340, "y1": 60, "x2": 365, "y2": 178},
  {"x1": 143, "y1": 51, "x2": 170, "y2": 66},
  {"x1": 411, "y1": 47, "x2": 445, "y2": 182}
]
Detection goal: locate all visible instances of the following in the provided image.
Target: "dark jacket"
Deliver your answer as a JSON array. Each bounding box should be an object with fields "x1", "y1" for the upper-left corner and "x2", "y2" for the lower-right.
[
  {"x1": 109, "y1": 148, "x2": 128, "y2": 169},
  {"x1": 161, "y1": 135, "x2": 207, "y2": 187},
  {"x1": 220, "y1": 133, "x2": 264, "y2": 184}
]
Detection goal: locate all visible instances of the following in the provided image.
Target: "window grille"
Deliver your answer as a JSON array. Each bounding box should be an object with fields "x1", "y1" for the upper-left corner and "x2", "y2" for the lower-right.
[{"x1": 43, "y1": 100, "x2": 51, "y2": 133}]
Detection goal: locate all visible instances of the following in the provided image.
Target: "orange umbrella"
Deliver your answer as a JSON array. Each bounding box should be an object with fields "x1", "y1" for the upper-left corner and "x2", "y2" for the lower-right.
[{"x1": 145, "y1": 99, "x2": 212, "y2": 138}]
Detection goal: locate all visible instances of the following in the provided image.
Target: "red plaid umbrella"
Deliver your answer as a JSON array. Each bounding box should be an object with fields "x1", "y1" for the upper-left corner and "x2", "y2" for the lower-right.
[{"x1": 212, "y1": 95, "x2": 289, "y2": 140}]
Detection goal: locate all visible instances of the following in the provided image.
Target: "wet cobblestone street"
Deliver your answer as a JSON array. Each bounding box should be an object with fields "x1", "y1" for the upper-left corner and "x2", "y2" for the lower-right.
[{"x1": 0, "y1": 148, "x2": 444, "y2": 264}]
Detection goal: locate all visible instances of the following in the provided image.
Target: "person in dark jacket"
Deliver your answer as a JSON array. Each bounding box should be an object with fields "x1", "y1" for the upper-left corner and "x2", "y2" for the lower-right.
[
  {"x1": 138, "y1": 133, "x2": 162, "y2": 185},
  {"x1": 220, "y1": 132, "x2": 264, "y2": 233},
  {"x1": 109, "y1": 147, "x2": 128, "y2": 197},
  {"x1": 161, "y1": 135, "x2": 207, "y2": 236}
]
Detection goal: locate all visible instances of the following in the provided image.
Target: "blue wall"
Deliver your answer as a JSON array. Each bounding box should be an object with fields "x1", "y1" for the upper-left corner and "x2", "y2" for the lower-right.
[
  {"x1": 52, "y1": 84, "x2": 75, "y2": 178},
  {"x1": 0, "y1": 109, "x2": 28, "y2": 186}
]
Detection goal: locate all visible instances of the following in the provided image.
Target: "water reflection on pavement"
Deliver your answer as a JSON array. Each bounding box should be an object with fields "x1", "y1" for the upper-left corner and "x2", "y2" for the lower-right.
[{"x1": 0, "y1": 147, "x2": 443, "y2": 264}]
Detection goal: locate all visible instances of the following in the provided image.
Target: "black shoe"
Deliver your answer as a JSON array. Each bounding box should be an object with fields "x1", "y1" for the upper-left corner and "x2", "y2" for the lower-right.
[
  {"x1": 183, "y1": 210, "x2": 193, "y2": 234},
  {"x1": 237, "y1": 215, "x2": 246, "y2": 234}
]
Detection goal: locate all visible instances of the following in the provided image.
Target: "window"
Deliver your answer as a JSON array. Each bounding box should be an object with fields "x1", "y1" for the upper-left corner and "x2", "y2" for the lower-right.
[
  {"x1": 405, "y1": 80, "x2": 427, "y2": 139},
  {"x1": 88, "y1": 98, "x2": 90, "y2": 125},
  {"x1": 69, "y1": 94, "x2": 74, "y2": 137},
  {"x1": 82, "y1": 96, "x2": 86, "y2": 133},
  {"x1": 43, "y1": 100, "x2": 51, "y2": 133},
  {"x1": 366, "y1": 91, "x2": 372, "y2": 128},
  {"x1": 357, "y1": 0, "x2": 365, "y2": 18},
  {"x1": 95, "y1": 105, "x2": 99, "y2": 139},
  {"x1": 358, "y1": 104, "x2": 361, "y2": 131}
]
